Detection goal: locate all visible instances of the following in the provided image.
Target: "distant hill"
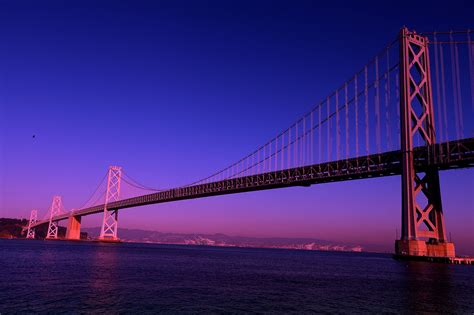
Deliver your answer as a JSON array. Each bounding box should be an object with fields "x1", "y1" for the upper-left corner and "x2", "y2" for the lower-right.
[
  {"x1": 0, "y1": 218, "x2": 87, "y2": 239},
  {"x1": 0, "y1": 218, "x2": 377, "y2": 252},
  {"x1": 0, "y1": 218, "x2": 29, "y2": 239},
  {"x1": 83, "y1": 227, "x2": 364, "y2": 252}
]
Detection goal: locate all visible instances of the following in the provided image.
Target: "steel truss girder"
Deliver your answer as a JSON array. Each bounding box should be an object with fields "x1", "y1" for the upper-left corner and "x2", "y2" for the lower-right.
[{"x1": 399, "y1": 28, "x2": 446, "y2": 241}]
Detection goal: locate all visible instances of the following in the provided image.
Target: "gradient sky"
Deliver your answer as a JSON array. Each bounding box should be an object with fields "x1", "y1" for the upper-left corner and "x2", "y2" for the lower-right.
[{"x1": 0, "y1": 0, "x2": 473, "y2": 254}]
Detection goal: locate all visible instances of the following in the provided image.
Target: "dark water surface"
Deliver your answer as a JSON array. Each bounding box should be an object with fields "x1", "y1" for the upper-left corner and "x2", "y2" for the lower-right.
[{"x1": 1, "y1": 239, "x2": 473, "y2": 313}]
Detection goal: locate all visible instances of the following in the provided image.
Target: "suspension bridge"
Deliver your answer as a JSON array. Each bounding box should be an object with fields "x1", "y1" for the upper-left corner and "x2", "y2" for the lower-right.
[{"x1": 24, "y1": 28, "x2": 474, "y2": 259}]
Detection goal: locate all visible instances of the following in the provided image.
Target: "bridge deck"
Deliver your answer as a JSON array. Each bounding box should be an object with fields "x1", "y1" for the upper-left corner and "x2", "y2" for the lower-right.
[{"x1": 32, "y1": 138, "x2": 474, "y2": 228}]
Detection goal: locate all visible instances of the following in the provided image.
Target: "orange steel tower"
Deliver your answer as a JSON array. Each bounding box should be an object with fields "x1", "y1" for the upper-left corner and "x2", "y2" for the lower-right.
[
  {"x1": 26, "y1": 209, "x2": 38, "y2": 239},
  {"x1": 46, "y1": 196, "x2": 62, "y2": 239},
  {"x1": 99, "y1": 166, "x2": 122, "y2": 241},
  {"x1": 396, "y1": 28, "x2": 455, "y2": 257}
]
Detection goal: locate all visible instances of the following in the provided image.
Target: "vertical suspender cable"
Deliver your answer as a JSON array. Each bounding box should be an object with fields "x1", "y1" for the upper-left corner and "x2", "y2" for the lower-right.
[
  {"x1": 468, "y1": 30, "x2": 474, "y2": 112},
  {"x1": 281, "y1": 133, "x2": 284, "y2": 171},
  {"x1": 288, "y1": 127, "x2": 291, "y2": 169},
  {"x1": 365, "y1": 66, "x2": 369, "y2": 156},
  {"x1": 440, "y1": 44, "x2": 449, "y2": 142},
  {"x1": 264, "y1": 144, "x2": 267, "y2": 172},
  {"x1": 245, "y1": 157, "x2": 248, "y2": 177},
  {"x1": 454, "y1": 42, "x2": 464, "y2": 138},
  {"x1": 319, "y1": 101, "x2": 322, "y2": 163},
  {"x1": 336, "y1": 90, "x2": 340, "y2": 160},
  {"x1": 375, "y1": 56, "x2": 381, "y2": 152},
  {"x1": 258, "y1": 148, "x2": 261, "y2": 174},
  {"x1": 268, "y1": 143, "x2": 271, "y2": 172},
  {"x1": 251, "y1": 152, "x2": 254, "y2": 176},
  {"x1": 396, "y1": 71, "x2": 400, "y2": 148},
  {"x1": 345, "y1": 83, "x2": 349, "y2": 159},
  {"x1": 302, "y1": 117, "x2": 306, "y2": 166},
  {"x1": 275, "y1": 138, "x2": 278, "y2": 172},
  {"x1": 267, "y1": 142, "x2": 270, "y2": 173},
  {"x1": 450, "y1": 33, "x2": 462, "y2": 140},
  {"x1": 433, "y1": 33, "x2": 444, "y2": 144},
  {"x1": 295, "y1": 122, "x2": 298, "y2": 167},
  {"x1": 311, "y1": 110, "x2": 314, "y2": 165},
  {"x1": 355, "y1": 74, "x2": 359, "y2": 158},
  {"x1": 385, "y1": 49, "x2": 392, "y2": 151},
  {"x1": 327, "y1": 97, "x2": 331, "y2": 161}
]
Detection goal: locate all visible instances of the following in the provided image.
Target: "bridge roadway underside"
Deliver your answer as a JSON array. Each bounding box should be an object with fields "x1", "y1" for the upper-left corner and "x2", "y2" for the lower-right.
[{"x1": 33, "y1": 138, "x2": 474, "y2": 228}]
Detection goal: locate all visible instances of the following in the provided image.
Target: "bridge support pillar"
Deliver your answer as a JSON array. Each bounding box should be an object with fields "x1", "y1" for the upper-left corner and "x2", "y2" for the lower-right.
[
  {"x1": 99, "y1": 166, "x2": 122, "y2": 241},
  {"x1": 26, "y1": 209, "x2": 38, "y2": 239},
  {"x1": 46, "y1": 196, "x2": 62, "y2": 239},
  {"x1": 397, "y1": 28, "x2": 455, "y2": 258},
  {"x1": 66, "y1": 215, "x2": 82, "y2": 240}
]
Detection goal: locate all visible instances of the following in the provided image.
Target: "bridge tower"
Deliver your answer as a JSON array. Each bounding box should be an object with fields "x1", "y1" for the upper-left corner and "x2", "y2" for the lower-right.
[
  {"x1": 99, "y1": 166, "x2": 122, "y2": 241},
  {"x1": 46, "y1": 196, "x2": 62, "y2": 239},
  {"x1": 396, "y1": 28, "x2": 455, "y2": 257},
  {"x1": 26, "y1": 209, "x2": 38, "y2": 239}
]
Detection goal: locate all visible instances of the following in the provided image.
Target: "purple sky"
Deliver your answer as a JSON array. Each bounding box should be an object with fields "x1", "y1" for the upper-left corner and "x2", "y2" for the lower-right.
[{"x1": 0, "y1": 0, "x2": 473, "y2": 254}]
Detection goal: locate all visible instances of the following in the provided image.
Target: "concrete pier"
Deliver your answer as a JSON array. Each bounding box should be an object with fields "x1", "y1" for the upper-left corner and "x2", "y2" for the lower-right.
[
  {"x1": 393, "y1": 239, "x2": 474, "y2": 265},
  {"x1": 65, "y1": 215, "x2": 81, "y2": 240},
  {"x1": 395, "y1": 240, "x2": 455, "y2": 258}
]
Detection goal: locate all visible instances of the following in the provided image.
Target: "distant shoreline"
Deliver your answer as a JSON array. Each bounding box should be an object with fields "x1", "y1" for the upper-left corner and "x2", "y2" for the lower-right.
[
  {"x1": 1, "y1": 236, "x2": 382, "y2": 255},
  {"x1": 0, "y1": 217, "x2": 377, "y2": 253}
]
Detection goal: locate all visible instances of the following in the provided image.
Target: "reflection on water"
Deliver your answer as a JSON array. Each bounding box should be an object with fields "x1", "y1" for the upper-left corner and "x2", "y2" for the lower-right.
[
  {"x1": 402, "y1": 261, "x2": 456, "y2": 313},
  {"x1": 1, "y1": 239, "x2": 473, "y2": 313},
  {"x1": 91, "y1": 244, "x2": 120, "y2": 289},
  {"x1": 88, "y1": 244, "x2": 120, "y2": 308}
]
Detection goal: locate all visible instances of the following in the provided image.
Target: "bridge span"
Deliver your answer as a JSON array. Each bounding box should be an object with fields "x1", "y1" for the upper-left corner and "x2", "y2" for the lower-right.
[
  {"x1": 30, "y1": 138, "x2": 474, "y2": 229},
  {"x1": 24, "y1": 27, "x2": 474, "y2": 260}
]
